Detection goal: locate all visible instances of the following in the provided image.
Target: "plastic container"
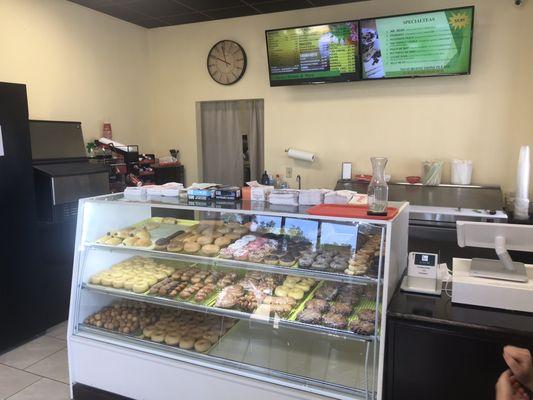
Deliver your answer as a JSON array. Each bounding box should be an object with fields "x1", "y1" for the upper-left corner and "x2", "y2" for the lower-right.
[
  {"x1": 422, "y1": 161, "x2": 443, "y2": 186},
  {"x1": 451, "y1": 159, "x2": 473, "y2": 185}
]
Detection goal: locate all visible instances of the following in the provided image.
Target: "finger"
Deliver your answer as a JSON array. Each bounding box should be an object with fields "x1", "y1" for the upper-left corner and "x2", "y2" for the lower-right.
[{"x1": 505, "y1": 352, "x2": 523, "y2": 372}]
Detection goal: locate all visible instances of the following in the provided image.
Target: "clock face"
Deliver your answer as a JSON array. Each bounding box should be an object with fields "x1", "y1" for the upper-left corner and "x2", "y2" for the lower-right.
[{"x1": 207, "y1": 40, "x2": 247, "y2": 85}]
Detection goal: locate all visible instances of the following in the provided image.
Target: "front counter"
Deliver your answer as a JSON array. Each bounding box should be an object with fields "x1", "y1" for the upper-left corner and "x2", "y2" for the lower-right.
[{"x1": 385, "y1": 287, "x2": 533, "y2": 400}]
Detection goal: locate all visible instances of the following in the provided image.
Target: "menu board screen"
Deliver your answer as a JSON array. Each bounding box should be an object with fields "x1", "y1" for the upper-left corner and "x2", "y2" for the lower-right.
[
  {"x1": 266, "y1": 21, "x2": 359, "y2": 86},
  {"x1": 360, "y1": 7, "x2": 474, "y2": 79}
]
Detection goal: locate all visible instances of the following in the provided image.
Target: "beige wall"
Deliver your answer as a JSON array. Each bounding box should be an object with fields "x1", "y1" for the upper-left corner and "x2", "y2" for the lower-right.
[
  {"x1": 147, "y1": 0, "x2": 533, "y2": 194},
  {"x1": 1, "y1": 0, "x2": 531, "y2": 194},
  {"x1": 0, "y1": 0, "x2": 150, "y2": 146}
]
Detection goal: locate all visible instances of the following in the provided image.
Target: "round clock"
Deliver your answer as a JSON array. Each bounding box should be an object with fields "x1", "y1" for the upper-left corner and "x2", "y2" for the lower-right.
[{"x1": 207, "y1": 40, "x2": 247, "y2": 85}]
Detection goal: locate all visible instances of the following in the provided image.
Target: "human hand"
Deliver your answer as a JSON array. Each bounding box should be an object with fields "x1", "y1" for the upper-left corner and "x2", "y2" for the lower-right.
[
  {"x1": 496, "y1": 370, "x2": 530, "y2": 400},
  {"x1": 504, "y1": 346, "x2": 533, "y2": 392}
]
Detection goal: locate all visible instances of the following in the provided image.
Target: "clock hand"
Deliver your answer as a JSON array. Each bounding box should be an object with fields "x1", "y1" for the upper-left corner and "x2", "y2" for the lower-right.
[
  {"x1": 212, "y1": 56, "x2": 231, "y2": 66},
  {"x1": 222, "y1": 43, "x2": 227, "y2": 62}
]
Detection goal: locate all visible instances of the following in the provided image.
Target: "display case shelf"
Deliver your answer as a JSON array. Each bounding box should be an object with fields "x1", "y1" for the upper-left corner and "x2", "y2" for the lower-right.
[
  {"x1": 85, "y1": 243, "x2": 381, "y2": 285},
  {"x1": 77, "y1": 323, "x2": 372, "y2": 400},
  {"x1": 82, "y1": 283, "x2": 377, "y2": 342}
]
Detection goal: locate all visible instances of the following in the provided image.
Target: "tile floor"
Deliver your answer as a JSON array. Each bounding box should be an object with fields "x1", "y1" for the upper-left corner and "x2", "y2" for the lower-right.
[{"x1": 0, "y1": 322, "x2": 70, "y2": 400}]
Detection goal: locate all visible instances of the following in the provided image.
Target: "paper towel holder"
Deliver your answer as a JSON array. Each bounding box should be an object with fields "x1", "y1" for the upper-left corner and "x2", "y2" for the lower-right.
[{"x1": 285, "y1": 148, "x2": 316, "y2": 162}]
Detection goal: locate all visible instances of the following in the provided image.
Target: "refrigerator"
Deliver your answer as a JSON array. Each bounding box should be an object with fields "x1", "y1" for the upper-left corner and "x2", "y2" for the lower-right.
[{"x1": 0, "y1": 82, "x2": 47, "y2": 352}]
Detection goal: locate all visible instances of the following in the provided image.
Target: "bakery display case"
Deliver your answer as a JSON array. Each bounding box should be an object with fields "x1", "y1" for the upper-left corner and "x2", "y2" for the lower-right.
[{"x1": 68, "y1": 194, "x2": 408, "y2": 400}]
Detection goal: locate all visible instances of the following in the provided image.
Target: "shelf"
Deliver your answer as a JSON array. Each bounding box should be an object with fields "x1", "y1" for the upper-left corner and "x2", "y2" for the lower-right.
[
  {"x1": 82, "y1": 283, "x2": 377, "y2": 343},
  {"x1": 86, "y1": 193, "x2": 406, "y2": 225},
  {"x1": 76, "y1": 324, "x2": 373, "y2": 400},
  {"x1": 86, "y1": 243, "x2": 380, "y2": 285}
]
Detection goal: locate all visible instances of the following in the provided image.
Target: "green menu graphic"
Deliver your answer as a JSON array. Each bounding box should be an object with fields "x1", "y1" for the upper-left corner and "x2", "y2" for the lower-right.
[
  {"x1": 361, "y1": 7, "x2": 473, "y2": 79},
  {"x1": 267, "y1": 22, "x2": 359, "y2": 82}
]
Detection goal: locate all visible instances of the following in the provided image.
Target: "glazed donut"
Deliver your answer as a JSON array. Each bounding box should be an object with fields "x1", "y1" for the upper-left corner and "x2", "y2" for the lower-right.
[
  {"x1": 201, "y1": 244, "x2": 220, "y2": 257},
  {"x1": 197, "y1": 235, "x2": 214, "y2": 245},
  {"x1": 194, "y1": 339, "x2": 211, "y2": 352},
  {"x1": 132, "y1": 281, "x2": 149, "y2": 293},
  {"x1": 179, "y1": 336, "x2": 195, "y2": 350},
  {"x1": 202, "y1": 333, "x2": 219, "y2": 344},
  {"x1": 287, "y1": 288, "x2": 305, "y2": 300},
  {"x1": 217, "y1": 226, "x2": 232, "y2": 234},
  {"x1": 183, "y1": 242, "x2": 201, "y2": 253},
  {"x1": 151, "y1": 331, "x2": 165, "y2": 343},
  {"x1": 164, "y1": 334, "x2": 181, "y2": 346},
  {"x1": 214, "y1": 237, "x2": 231, "y2": 247}
]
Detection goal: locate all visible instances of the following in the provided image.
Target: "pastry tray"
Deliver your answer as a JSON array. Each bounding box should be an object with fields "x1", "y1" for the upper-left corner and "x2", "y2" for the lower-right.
[
  {"x1": 95, "y1": 218, "x2": 198, "y2": 250},
  {"x1": 288, "y1": 281, "x2": 378, "y2": 337}
]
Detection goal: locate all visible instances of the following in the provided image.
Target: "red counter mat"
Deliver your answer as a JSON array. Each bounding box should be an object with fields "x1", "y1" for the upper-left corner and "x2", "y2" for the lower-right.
[{"x1": 306, "y1": 204, "x2": 398, "y2": 220}]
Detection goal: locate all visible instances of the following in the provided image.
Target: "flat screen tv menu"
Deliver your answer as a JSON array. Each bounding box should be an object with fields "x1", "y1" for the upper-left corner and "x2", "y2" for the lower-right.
[{"x1": 361, "y1": 7, "x2": 474, "y2": 79}]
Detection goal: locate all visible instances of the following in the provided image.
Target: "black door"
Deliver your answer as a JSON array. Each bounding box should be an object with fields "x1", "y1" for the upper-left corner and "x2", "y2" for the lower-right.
[{"x1": 0, "y1": 82, "x2": 45, "y2": 352}]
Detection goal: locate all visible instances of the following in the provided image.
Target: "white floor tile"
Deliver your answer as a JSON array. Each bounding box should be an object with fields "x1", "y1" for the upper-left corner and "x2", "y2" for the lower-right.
[
  {"x1": 25, "y1": 349, "x2": 68, "y2": 384},
  {"x1": 46, "y1": 321, "x2": 68, "y2": 341},
  {"x1": 0, "y1": 364, "x2": 40, "y2": 400},
  {"x1": 0, "y1": 336, "x2": 66, "y2": 370},
  {"x1": 6, "y1": 378, "x2": 69, "y2": 400}
]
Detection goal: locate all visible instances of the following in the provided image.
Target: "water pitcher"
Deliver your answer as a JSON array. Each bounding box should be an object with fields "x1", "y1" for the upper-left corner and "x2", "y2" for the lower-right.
[{"x1": 368, "y1": 157, "x2": 389, "y2": 214}]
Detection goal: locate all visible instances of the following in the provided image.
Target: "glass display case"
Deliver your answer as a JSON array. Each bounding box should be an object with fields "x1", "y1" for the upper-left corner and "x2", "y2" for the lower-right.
[{"x1": 68, "y1": 194, "x2": 408, "y2": 400}]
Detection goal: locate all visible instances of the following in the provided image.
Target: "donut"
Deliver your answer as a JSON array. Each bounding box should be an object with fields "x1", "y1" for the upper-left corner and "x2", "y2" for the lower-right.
[
  {"x1": 201, "y1": 244, "x2": 220, "y2": 257},
  {"x1": 154, "y1": 238, "x2": 170, "y2": 251},
  {"x1": 264, "y1": 255, "x2": 279, "y2": 265},
  {"x1": 183, "y1": 235, "x2": 199, "y2": 243},
  {"x1": 310, "y1": 261, "x2": 328, "y2": 271},
  {"x1": 135, "y1": 238, "x2": 152, "y2": 247},
  {"x1": 143, "y1": 222, "x2": 160, "y2": 231},
  {"x1": 183, "y1": 242, "x2": 201, "y2": 253},
  {"x1": 225, "y1": 233, "x2": 241, "y2": 241},
  {"x1": 143, "y1": 326, "x2": 156, "y2": 338},
  {"x1": 105, "y1": 237, "x2": 123, "y2": 246},
  {"x1": 202, "y1": 333, "x2": 219, "y2": 344},
  {"x1": 197, "y1": 235, "x2": 214, "y2": 245},
  {"x1": 134, "y1": 229, "x2": 151, "y2": 240},
  {"x1": 111, "y1": 279, "x2": 125, "y2": 289},
  {"x1": 164, "y1": 334, "x2": 181, "y2": 346},
  {"x1": 167, "y1": 242, "x2": 183, "y2": 253},
  {"x1": 279, "y1": 256, "x2": 296, "y2": 267},
  {"x1": 179, "y1": 336, "x2": 195, "y2": 350},
  {"x1": 232, "y1": 227, "x2": 249, "y2": 235},
  {"x1": 287, "y1": 288, "x2": 305, "y2": 300},
  {"x1": 151, "y1": 331, "x2": 165, "y2": 343},
  {"x1": 217, "y1": 226, "x2": 232, "y2": 234},
  {"x1": 132, "y1": 282, "x2": 149, "y2": 293},
  {"x1": 214, "y1": 237, "x2": 231, "y2": 247},
  {"x1": 162, "y1": 217, "x2": 177, "y2": 224},
  {"x1": 274, "y1": 286, "x2": 288, "y2": 297},
  {"x1": 150, "y1": 217, "x2": 164, "y2": 224},
  {"x1": 115, "y1": 229, "x2": 133, "y2": 239},
  {"x1": 100, "y1": 276, "x2": 113, "y2": 286},
  {"x1": 294, "y1": 283, "x2": 310, "y2": 292},
  {"x1": 194, "y1": 339, "x2": 211, "y2": 353},
  {"x1": 90, "y1": 274, "x2": 102, "y2": 285}
]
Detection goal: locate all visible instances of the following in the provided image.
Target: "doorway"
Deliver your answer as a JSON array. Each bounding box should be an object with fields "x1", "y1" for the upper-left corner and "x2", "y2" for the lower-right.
[{"x1": 197, "y1": 99, "x2": 264, "y2": 186}]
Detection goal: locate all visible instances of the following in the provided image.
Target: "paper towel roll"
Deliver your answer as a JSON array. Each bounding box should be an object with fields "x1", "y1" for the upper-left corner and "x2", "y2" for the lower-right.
[{"x1": 287, "y1": 148, "x2": 315, "y2": 162}]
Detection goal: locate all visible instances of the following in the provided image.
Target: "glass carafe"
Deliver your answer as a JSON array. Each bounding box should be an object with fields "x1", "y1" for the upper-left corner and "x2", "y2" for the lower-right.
[{"x1": 367, "y1": 157, "x2": 389, "y2": 214}]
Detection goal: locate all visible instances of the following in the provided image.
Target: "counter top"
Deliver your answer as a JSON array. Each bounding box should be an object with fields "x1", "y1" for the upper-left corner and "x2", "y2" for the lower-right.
[
  {"x1": 387, "y1": 286, "x2": 533, "y2": 338},
  {"x1": 336, "y1": 180, "x2": 504, "y2": 211}
]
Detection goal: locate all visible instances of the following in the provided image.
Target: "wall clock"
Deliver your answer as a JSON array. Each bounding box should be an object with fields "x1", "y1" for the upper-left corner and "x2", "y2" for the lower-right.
[{"x1": 207, "y1": 40, "x2": 247, "y2": 85}]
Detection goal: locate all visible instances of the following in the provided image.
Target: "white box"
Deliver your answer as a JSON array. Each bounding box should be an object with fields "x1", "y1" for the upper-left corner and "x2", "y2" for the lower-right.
[{"x1": 452, "y1": 258, "x2": 533, "y2": 313}]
